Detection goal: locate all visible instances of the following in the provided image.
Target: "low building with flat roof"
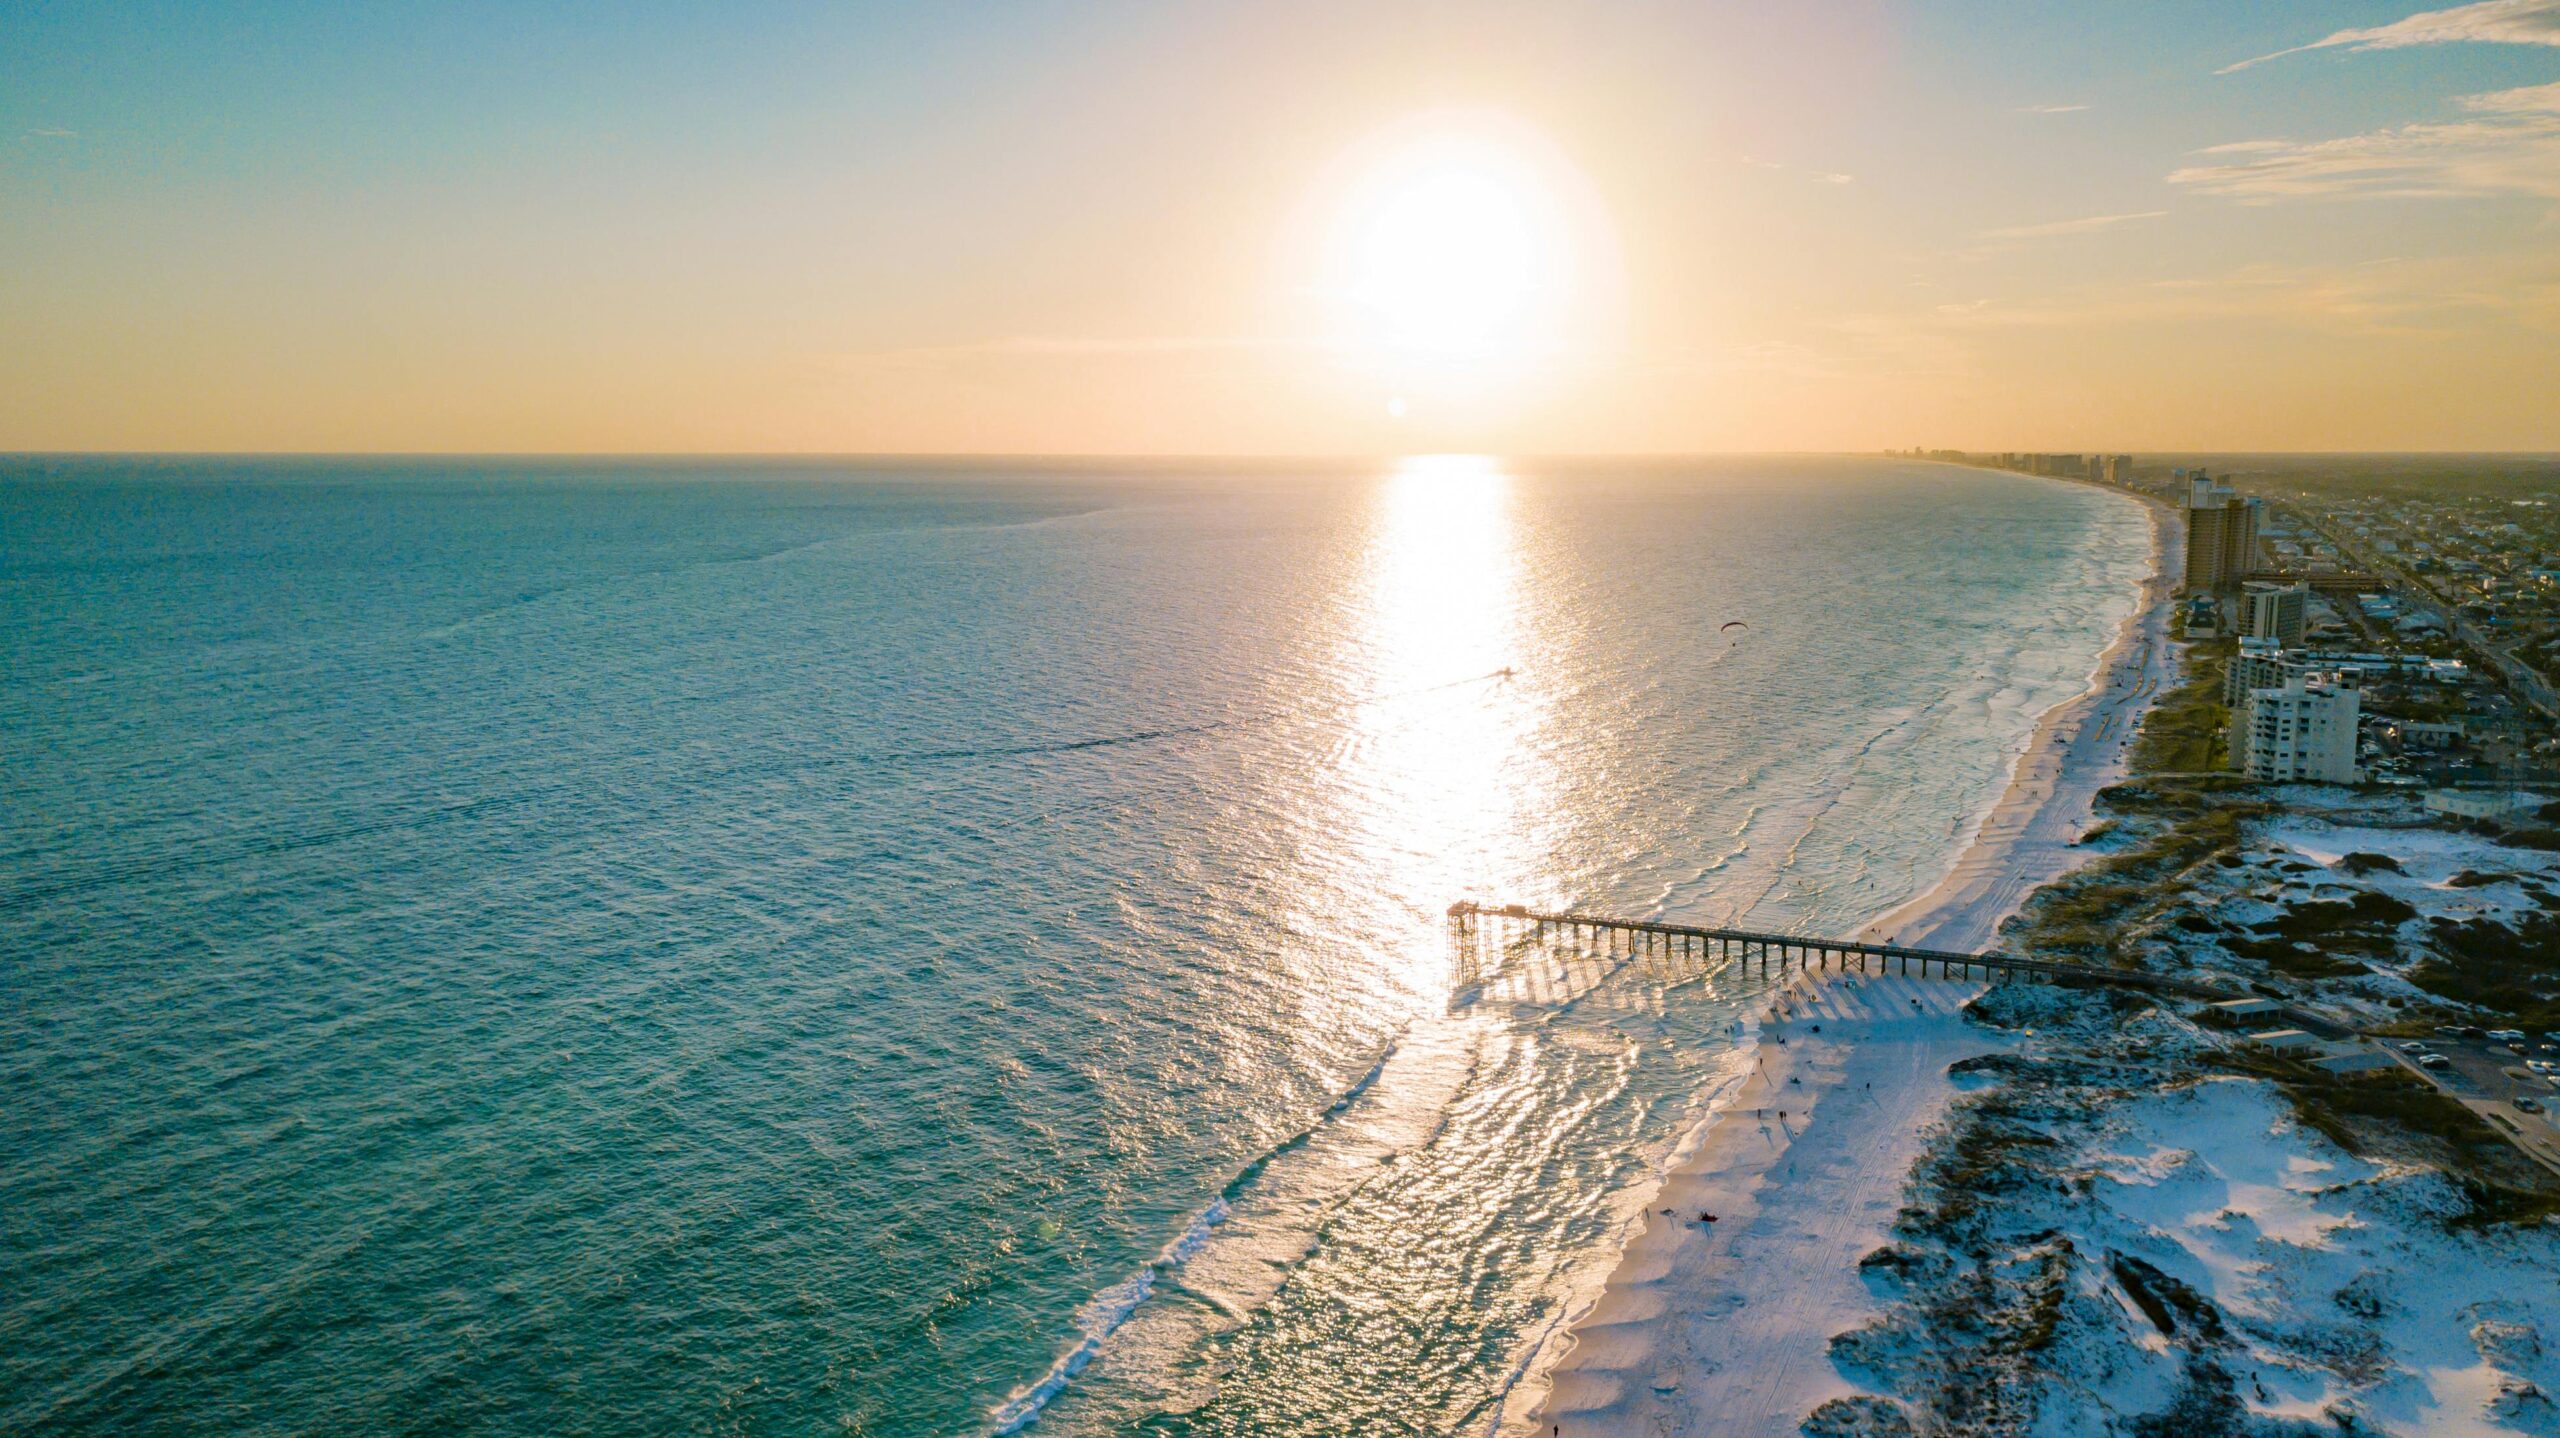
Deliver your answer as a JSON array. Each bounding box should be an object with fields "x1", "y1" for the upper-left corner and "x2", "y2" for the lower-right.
[
  {"x1": 2426, "y1": 789, "x2": 2545, "y2": 822},
  {"x1": 2250, "y1": 1028, "x2": 2321, "y2": 1051}
]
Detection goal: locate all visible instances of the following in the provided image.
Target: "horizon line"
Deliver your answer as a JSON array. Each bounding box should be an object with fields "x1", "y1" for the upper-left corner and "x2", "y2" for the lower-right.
[{"x1": 8, "y1": 448, "x2": 2560, "y2": 464}]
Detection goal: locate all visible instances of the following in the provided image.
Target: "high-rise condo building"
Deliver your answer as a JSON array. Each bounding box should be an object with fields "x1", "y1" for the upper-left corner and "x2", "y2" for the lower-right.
[
  {"x1": 2230, "y1": 670, "x2": 2360, "y2": 784},
  {"x1": 2240, "y1": 581, "x2": 2308, "y2": 648},
  {"x1": 2182, "y1": 471, "x2": 2262, "y2": 592}
]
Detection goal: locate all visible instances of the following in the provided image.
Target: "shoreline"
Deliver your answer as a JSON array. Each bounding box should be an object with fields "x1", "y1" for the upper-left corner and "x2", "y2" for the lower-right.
[
  {"x1": 1523, "y1": 479, "x2": 2180, "y2": 1435},
  {"x1": 1861, "y1": 478, "x2": 2178, "y2": 953}
]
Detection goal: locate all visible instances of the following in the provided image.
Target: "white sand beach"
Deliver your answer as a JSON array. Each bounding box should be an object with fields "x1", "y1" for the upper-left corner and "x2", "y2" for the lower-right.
[
  {"x1": 1526, "y1": 485, "x2": 2179, "y2": 1436},
  {"x1": 1531, "y1": 972, "x2": 2009, "y2": 1435}
]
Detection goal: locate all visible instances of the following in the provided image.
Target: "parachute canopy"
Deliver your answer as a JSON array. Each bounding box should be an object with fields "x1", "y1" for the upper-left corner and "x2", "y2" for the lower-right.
[{"x1": 1719, "y1": 620, "x2": 1747, "y2": 634}]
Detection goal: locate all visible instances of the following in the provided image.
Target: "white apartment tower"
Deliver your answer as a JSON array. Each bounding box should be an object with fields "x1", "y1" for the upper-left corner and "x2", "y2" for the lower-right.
[
  {"x1": 2225, "y1": 635, "x2": 2297, "y2": 705},
  {"x1": 2230, "y1": 670, "x2": 2360, "y2": 784}
]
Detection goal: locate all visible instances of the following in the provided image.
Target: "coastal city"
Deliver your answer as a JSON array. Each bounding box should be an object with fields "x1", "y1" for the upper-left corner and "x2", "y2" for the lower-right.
[
  {"x1": 1753, "y1": 446, "x2": 2560, "y2": 1434},
  {"x1": 1917, "y1": 447, "x2": 2560, "y2": 794}
]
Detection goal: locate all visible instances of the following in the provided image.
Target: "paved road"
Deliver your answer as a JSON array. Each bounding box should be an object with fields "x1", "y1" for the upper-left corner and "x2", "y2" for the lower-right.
[{"x1": 2290, "y1": 506, "x2": 2560, "y2": 718}]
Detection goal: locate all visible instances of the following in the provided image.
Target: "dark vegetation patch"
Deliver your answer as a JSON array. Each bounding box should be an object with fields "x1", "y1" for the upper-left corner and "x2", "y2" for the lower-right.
[
  {"x1": 2011, "y1": 792, "x2": 2274, "y2": 966},
  {"x1": 2259, "y1": 892, "x2": 2418, "y2": 935},
  {"x1": 2416, "y1": 912, "x2": 2560, "y2": 1031},
  {"x1": 2216, "y1": 891, "x2": 2417, "y2": 979},
  {"x1": 2449, "y1": 869, "x2": 2514, "y2": 888},
  {"x1": 2121, "y1": 1364, "x2": 2256, "y2": 1438},
  {"x1": 2111, "y1": 1253, "x2": 2229, "y2": 1343},
  {"x1": 1800, "y1": 1395, "x2": 1915, "y2": 1438},
  {"x1": 2336, "y1": 851, "x2": 2403, "y2": 876},
  {"x1": 2220, "y1": 936, "x2": 2367, "y2": 979},
  {"x1": 2130, "y1": 639, "x2": 2232, "y2": 775}
]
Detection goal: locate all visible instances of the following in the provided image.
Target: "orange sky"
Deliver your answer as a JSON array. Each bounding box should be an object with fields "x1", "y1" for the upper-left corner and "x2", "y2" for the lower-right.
[{"x1": 5, "y1": 1, "x2": 2557, "y2": 454}]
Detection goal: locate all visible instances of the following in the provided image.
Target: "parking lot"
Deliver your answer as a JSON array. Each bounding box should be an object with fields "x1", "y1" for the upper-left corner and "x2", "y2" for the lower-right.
[{"x1": 2387, "y1": 1032, "x2": 2560, "y2": 1174}]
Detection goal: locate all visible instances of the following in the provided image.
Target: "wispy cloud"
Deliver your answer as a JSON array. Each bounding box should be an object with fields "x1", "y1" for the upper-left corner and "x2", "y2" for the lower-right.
[
  {"x1": 26, "y1": 127, "x2": 77, "y2": 139},
  {"x1": 1913, "y1": 254, "x2": 2560, "y2": 337},
  {"x1": 2169, "y1": 80, "x2": 2560, "y2": 200},
  {"x1": 1738, "y1": 156, "x2": 1856, "y2": 185},
  {"x1": 1980, "y1": 210, "x2": 2167, "y2": 239},
  {"x1": 2017, "y1": 103, "x2": 2090, "y2": 114},
  {"x1": 2221, "y1": 0, "x2": 2560, "y2": 73}
]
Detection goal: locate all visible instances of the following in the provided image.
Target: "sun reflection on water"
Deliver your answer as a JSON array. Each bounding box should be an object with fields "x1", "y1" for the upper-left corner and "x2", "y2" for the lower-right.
[{"x1": 1330, "y1": 454, "x2": 1559, "y2": 1002}]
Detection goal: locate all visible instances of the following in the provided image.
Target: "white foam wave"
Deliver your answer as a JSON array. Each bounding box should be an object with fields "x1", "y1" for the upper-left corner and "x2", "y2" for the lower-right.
[
  {"x1": 1475, "y1": 1038, "x2": 1762, "y2": 1435},
  {"x1": 984, "y1": 1198, "x2": 1231, "y2": 1435}
]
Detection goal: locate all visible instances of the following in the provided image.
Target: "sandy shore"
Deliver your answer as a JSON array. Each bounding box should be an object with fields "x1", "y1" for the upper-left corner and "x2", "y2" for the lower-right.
[
  {"x1": 1525, "y1": 484, "x2": 2179, "y2": 1437},
  {"x1": 1528, "y1": 973, "x2": 2007, "y2": 1436}
]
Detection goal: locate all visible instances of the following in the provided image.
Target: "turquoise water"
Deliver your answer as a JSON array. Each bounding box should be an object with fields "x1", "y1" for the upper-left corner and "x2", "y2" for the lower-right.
[{"x1": 0, "y1": 455, "x2": 2147, "y2": 1435}]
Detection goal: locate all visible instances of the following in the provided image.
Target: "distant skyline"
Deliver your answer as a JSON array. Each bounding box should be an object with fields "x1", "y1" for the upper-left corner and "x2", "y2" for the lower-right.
[{"x1": 6, "y1": 0, "x2": 2558, "y2": 455}]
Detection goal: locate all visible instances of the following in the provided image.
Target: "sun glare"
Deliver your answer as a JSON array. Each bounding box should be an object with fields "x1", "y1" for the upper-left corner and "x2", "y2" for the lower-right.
[
  {"x1": 1296, "y1": 113, "x2": 1619, "y2": 414},
  {"x1": 1344, "y1": 159, "x2": 1545, "y2": 359}
]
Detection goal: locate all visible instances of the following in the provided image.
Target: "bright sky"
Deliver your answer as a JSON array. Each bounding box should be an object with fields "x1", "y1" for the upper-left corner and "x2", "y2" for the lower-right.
[{"x1": 4, "y1": 0, "x2": 2557, "y2": 454}]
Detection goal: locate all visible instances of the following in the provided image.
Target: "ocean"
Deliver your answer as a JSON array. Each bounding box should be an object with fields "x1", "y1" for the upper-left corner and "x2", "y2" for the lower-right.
[{"x1": 0, "y1": 454, "x2": 2149, "y2": 1436}]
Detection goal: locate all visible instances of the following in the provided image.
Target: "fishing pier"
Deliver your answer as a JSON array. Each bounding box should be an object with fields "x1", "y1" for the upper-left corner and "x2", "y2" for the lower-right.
[{"x1": 1446, "y1": 900, "x2": 2236, "y2": 1002}]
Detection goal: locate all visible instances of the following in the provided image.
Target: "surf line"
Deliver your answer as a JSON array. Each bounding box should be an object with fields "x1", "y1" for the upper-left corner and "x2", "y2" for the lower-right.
[{"x1": 982, "y1": 1030, "x2": 1420, "y2": 1434}]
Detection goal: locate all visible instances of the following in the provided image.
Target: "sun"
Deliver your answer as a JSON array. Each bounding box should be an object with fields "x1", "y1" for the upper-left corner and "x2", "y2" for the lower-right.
[
  {"x1": 1297, "y1": 113, "x2": 1618, "y2": 407},
  {"x1": 1342, "y1": 151, "x2": 1546, "y2": 360}
]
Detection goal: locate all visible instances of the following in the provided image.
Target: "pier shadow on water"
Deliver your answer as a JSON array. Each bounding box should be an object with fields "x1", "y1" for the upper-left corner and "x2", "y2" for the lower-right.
[{"x1": 1447, "y1": 912, "x2": 1747, "y2": 1011}]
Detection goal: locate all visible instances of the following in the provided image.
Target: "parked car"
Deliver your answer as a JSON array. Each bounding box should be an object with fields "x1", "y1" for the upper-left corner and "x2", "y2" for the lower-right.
[
  {"x1": 2401, "y1": 1040, "x2": 2430, "y2": 1052},
  {"x1": 2465, "y1": 1027, "x2": 2490, "y2": 1039},
  {"x1": 2423, "y1": 1054, "x2": 2453, "y2": 1069},
  {"x1": 2517, "y1": 1097, "x2": 2544, "y2": 1114}
]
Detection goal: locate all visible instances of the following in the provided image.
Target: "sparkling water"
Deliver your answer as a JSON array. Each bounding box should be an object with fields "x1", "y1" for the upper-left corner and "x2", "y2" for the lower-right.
[{"x1": 0, "y1": 455, "x2": 2147, "y2": 1435}]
